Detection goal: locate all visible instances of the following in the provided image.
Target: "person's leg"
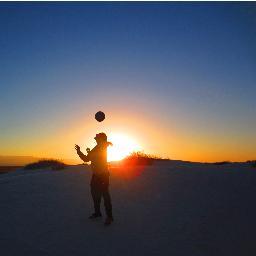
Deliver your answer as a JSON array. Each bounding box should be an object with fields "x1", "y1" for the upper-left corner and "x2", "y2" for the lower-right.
[
  {"x1": 101, "y1": 174, "x2": 113, "y2": 219},
  {"x1": 102, "y1": 188, "x2": 113, "y2": 219},
  {"x1": 90, "y1": 176, "x2": 102, "y2": 216}
]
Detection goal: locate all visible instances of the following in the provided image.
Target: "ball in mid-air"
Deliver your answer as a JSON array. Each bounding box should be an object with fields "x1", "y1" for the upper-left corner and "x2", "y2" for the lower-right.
[{"x1": 95, "y1": 111, "x2": 105, "y2": 122}]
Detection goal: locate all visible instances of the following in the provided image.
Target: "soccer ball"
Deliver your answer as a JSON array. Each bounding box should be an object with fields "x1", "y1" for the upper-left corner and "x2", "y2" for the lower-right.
[{"x1": 95, "y1": 111, "x2": 105, "y2": 122}]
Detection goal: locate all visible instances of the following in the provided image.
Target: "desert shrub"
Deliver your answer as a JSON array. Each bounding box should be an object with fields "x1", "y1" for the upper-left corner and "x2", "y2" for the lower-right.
[
  {"x1": 212, "y1": 161, "x2": 231, "y2": 165},
  {"x1": 122, "y1": 151, "x2": 161, "y2": 166},
  {"x1": 24, "y1": 159, "x2": 66, "y2": 170}
]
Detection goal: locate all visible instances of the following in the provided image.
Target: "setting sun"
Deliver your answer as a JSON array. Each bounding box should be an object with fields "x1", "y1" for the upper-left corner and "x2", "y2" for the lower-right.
[{"x1": 107, "y1": 134, "x2": 141, "y2": 162}]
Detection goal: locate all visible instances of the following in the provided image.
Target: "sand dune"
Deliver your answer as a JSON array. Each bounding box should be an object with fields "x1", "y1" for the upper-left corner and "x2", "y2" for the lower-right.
[{"x1": 0, "y1": 162, "x2": 255, "y2": 256}]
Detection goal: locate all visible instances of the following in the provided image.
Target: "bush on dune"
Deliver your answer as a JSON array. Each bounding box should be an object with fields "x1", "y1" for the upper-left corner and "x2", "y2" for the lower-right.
[
  {"x1": 24, "y1": 159, "x2": 66, "y2": 170},
  {"x1": 212, "y1": 161, "x2": 231, "y2": 165},
  {"x1": 122, "y1": 151, "x2": 163, "y2": 166}
]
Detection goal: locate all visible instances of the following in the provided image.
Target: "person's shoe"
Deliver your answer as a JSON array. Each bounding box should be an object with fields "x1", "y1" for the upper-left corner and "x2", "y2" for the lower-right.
[
  {"x1": 104, "y1": 216, "x2": 114, "y2": 226},
  {"x1": 88, "y1": 213, "x2": 102, "y2": 219}
]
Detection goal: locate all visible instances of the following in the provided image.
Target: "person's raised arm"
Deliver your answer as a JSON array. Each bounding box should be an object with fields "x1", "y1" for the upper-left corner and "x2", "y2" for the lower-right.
[{"x1": 75, "y1": 144, "x2": 90, "y2": 162}]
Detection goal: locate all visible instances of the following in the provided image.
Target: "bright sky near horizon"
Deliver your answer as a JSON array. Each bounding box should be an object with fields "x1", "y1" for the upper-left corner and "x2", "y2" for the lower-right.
[{"x1": 0, "y1": 3, "x2": 256, "y2": 163}]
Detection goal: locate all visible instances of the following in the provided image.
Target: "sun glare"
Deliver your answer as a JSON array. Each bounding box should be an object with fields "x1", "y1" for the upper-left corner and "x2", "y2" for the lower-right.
[{"x1": 107, "y1": 133, "x2": 141, "y2": 162}]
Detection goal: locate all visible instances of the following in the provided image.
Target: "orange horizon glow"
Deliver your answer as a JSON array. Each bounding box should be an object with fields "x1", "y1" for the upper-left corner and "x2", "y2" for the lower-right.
[{"x1": 1, "y1": 109, "x2": 256, "y2": 164}]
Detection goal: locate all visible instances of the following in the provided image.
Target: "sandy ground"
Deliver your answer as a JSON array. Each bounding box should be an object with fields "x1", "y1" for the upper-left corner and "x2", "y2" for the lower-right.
[{"x1": 0, "y1": 162, "x2": 256, "y2": 256}]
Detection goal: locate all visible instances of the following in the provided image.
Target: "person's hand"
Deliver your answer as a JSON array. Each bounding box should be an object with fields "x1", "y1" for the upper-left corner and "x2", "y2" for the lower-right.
[{"x1": 75, "y1": 144, "x2": 80, "y2": 152}]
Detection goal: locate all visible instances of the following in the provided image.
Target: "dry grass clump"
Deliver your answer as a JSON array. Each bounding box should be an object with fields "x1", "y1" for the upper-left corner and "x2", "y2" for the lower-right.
[
  {"x1": 24, "y1": 159, "x2": 66, "y2": 170},
  {"x1": 122, "y1": 151, "x2": 162, "y2": 166},
  {"x1": 212, "y1": 161, "x2": 231, "y2": 165}
]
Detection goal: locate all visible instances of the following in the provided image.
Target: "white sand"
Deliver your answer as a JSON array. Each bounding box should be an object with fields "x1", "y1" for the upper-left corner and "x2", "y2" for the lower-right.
[{"x1": 0, "y1": 162, "x2": 255, "y2": 256}]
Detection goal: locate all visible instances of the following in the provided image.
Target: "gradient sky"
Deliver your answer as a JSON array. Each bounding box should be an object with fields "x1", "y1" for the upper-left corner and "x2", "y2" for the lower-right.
[{"x1": 0, "y1": 3, "x2": 256, "y2": 162}]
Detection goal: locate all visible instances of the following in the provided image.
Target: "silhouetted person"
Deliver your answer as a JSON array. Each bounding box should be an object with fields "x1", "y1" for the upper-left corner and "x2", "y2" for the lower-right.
[{"x1": 75, "y1": 133, "x2": 113, "y2": 226}]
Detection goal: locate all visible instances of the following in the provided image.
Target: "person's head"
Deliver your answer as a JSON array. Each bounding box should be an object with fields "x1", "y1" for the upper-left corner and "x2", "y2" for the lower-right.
[
  {"x1": 94, "y1": 132, "x2": 107, "y2": 145},
  {"x1": 94, "y1": 133, "x2": 113, "y2": 147}
]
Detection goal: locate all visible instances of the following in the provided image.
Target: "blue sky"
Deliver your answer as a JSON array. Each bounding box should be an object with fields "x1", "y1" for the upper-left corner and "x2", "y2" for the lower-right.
[{"x1": 0, "y1": 3, "x2": 255, "y2": 161}]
